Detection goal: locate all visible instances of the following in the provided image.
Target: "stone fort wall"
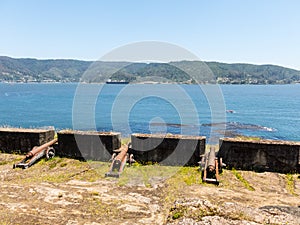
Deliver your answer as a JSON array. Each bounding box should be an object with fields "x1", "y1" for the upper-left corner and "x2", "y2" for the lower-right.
[{"x1": 218, "y1": 138, "x2": 300, "y2": 173}]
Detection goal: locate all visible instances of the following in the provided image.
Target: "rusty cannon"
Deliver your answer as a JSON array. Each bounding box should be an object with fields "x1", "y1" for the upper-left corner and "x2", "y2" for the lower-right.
[
  {"x1": 199, "y1": 147, "x2": 225, "y2": 185},
  {"x1": 13, "y1": 138, "x2": 57, "y2": 169},
  {"x1": 105, "y1": 143, "x2": 135, "y2": 178}
]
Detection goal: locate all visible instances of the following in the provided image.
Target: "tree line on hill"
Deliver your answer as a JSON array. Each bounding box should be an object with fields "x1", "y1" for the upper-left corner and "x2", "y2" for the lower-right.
[{"x1": 0, "y1": 56, "x2": 299, "y2": 84}]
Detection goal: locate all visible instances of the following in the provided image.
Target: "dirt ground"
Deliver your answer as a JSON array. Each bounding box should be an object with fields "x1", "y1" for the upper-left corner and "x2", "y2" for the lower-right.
[{"x1": 0, "y1": 153, "x2": 299, "y2": 225}]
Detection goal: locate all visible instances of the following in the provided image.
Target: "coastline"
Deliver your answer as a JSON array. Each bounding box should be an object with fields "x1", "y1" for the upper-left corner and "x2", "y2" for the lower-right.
[{"x1": 1, "y1": 81, "x2": 300, "y2": 85}]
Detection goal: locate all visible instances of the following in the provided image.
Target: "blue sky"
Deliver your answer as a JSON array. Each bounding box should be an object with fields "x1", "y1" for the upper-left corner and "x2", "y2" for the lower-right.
[{"x1": 1, "y1": 0, "x2": 300, "y2": 69}]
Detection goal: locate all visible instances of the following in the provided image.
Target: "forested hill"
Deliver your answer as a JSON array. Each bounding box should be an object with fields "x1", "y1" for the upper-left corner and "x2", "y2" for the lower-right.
[{"x1": 0, "y1": 56, "x2": 300, "y2": 84}]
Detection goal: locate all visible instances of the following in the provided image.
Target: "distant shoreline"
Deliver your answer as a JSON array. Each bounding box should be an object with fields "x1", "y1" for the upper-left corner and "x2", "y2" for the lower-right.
[
  {"x1": 1, "y1": 56, "x2": 300, "y2": 84},
  {"x1": 1, "y1": 81, "x2": 300, "y2": 85}
]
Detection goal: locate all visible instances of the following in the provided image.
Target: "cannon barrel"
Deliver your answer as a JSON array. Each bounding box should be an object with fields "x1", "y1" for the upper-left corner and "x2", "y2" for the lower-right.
[
  {"x1": 13, "y1": 138, "x2": 57, "y2": 169},
  {"x1": 114, "y1": 145, "x2": 128, "y2": 161},
  {"x1": 105, "y1": 143, "x2": 131, "y2": 178},
  {"x1": 201, "y1": 147, "x2": 222, "y2": 185},
  {"x1": 26, "y1": 138, "x2": 58, "y2": 158},
  {"x1": 207, "y1": 147, "x2": 216, "y2": 170}
]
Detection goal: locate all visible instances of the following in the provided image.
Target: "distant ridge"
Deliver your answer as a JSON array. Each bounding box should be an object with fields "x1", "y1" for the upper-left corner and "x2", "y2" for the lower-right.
[{"x1": 0, "y1": 56, "x2": 300, "y2": 84}]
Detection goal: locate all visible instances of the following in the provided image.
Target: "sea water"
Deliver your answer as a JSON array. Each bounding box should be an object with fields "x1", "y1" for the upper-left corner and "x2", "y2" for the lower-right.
[{"x1": 0, "y1": 83, "x2": 299, "y2": 143}]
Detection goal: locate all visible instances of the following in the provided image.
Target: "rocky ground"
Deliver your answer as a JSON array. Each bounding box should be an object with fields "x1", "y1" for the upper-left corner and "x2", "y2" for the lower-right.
[{"x1": 0, "y1": 153, "x2": 299, "y2": 225}]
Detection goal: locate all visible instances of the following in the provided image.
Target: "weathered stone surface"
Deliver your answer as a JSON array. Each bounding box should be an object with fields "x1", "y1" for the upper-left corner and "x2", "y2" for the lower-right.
[
  {"x1": 130, "y1": 133, "x2": 206, "y2": 166},
  {"x1": 218, "y1": 138, "x2": 300, "y2": 173},
  {"x1": 0, "y1": 127, "x2": 55, "y2": 154},
  {"x1": 167, "y1": 198, "x2": 300, "y2": 225},
  {"x1": 1, "y1": 153, "x2": 300, "y2": 225},
  {"x1": 57, "y1": 130, "x2": 121, "y2": 161},
  {"x1": 167, "y1": 217, "x2": 261, "y2": 225}
]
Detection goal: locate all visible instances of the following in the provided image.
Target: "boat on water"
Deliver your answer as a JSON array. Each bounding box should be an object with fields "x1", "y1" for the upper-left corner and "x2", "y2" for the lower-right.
[
  {"x1": 106, "y1": 79, "x2": 129, "y2": 84},
  {"x1": 226, "y1": 109, "x2": 235, "y2": 113}
]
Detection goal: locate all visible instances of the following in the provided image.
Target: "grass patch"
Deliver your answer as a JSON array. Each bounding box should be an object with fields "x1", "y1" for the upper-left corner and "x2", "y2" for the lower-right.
[
  {"x1": 117, "y1": 162, "x2": 178, "y2": 186},
  {"x1": 121, "y1": 137, "x2": 131, "y2": 145},
  {"x1": 60, "y1": 162, "x2": 67, "y2": 167},
  {"x1": 116, "y1": 163, "x2": 202, "y2": 187},
  {"x1": 0, "y1": 161, "x2": 9, "y2": 166},
  {"x1": 172, "y1": 211, "x2": 184, "y2": 220},
  {"x1": 13, "y1": 158, "x2": 103, "y2": 184},
  {"x1": 175, "y1": 166, "x2": 202, "y2": 186},
  {"x1": 286, "y1": 174, "x2": 298, "y2": 196},
  {"x1": 232, "y1": 168, "x2": 255, "y2": 191},
  {"x1": 84, "y1": 198, "x2": 122, "y2": 219},
  {"x1": 118, "y1": 163, "x2": 202, "y2": 187},
  {"x1": 73, "y1": 161, "x2": 108, "y2": 182},
  {"x1": 0, "y1": 221, "x2": 13, "y2": 225},
  {"x1": 90, "y1": 191, "x2": 99, "y2": 196},
  {"x1": 205, "y1": 144, "x2": 219, "y2": 153},
  {"x1": 47, "y1": 157, "x2": 64, "y2": 169},
  {"x1": 167, "y1": 199, "x2": 220, "y2": 222},
  {"x1": 236, "y1": 135, "x2": 261, "y2": 141},
  {"x1": 21, "y1": 171, "x2": 72, "y2": 184}
]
